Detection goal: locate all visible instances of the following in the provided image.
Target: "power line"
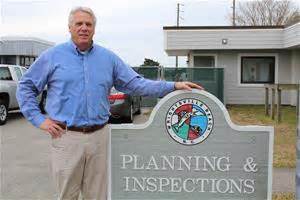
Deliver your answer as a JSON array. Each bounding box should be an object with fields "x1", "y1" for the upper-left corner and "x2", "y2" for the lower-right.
[
  {"x1": 233, "y1": 0, "x2": 236, "y2": 26},
  {"x1": 175, "y1": 3, "x2": 184, "y2": 69}
]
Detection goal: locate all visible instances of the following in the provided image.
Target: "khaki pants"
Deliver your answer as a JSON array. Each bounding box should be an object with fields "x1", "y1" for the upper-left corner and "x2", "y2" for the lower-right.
[{"x1": 51, "y1": 125, "x2": 109, "y2": 200}]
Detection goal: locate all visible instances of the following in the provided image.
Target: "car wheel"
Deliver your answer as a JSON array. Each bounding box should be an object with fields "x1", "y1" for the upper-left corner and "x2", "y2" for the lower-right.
[
  {"x1": 0, "y1": 100, "x2": 8, "y2": 125},
  {"x1": 135, "y1": 97, "x2": 142, "y2": 115},
  {"x1": 123, "y1": 104, "x2": 133, "y2": 123}
]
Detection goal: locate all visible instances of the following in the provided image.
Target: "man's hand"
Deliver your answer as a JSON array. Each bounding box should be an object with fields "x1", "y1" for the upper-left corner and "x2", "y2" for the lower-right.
[
  {"x1": 174, "y1": 81, "x2": 204, "y2": 91},
  {"x1": 39, "y1": 118, "x2": 65, "y2": 139}
]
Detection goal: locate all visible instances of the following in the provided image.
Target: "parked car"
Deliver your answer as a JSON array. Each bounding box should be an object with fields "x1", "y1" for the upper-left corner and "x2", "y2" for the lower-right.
[
  {"x1": 39, "y1": 90, "x2": 47, "y2": 114},
  {"x1": 0, "y1": 64, "x2": 45, "y2": 125},
  {"x1": 39, "y1": 87, "x2": 141, "y2": 124},
  {"x1": 109, "y1": 87, "x2": 141, "y2": 123}
]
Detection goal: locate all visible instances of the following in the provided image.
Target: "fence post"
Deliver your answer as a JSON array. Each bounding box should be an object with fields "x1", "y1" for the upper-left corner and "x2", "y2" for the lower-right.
[
  {"x1": 265, "y1": 86, "x2": 269, "y2": 116},
  {"x1": 276, "y1": 86, "x2": 281, "y2": 123},
  {"x1": 271, "y1": 88, "x2": 275, "y2": 120}
]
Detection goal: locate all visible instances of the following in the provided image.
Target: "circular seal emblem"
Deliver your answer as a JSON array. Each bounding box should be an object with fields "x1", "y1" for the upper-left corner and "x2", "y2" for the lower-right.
[{"x1": 165, "y1": 98, "x2": 214, "y2": 145}]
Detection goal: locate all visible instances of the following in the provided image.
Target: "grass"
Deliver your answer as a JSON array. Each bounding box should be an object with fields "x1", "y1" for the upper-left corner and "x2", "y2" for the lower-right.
[
  {"x1": 227, "y1": 105, "x2": 297, "y2": 168},
  {"x1": 272, "y1": 192, "x2": 295, "y2": 200}
]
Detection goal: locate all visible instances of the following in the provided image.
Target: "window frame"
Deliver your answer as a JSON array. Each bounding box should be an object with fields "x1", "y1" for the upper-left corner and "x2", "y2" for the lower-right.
[
  {"x1": 191, "y1": 54, "x2": 218, "y2": 68},
  {"x1": 237, "y1": 53, "x2": 278, "y2": 87}
]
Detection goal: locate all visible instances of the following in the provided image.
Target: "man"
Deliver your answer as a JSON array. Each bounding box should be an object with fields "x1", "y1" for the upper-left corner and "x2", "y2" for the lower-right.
[{"x1": 17, "y1": 6, "x2": 202, "y2": 200}]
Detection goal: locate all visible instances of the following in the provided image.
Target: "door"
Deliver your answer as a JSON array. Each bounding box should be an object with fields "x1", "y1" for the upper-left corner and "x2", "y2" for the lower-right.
[{"x1": 193, "y1": 55, "x2": 215, "y2": 67}]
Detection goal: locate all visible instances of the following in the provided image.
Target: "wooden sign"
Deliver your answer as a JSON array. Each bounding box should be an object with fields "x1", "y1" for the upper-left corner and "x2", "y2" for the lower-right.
[{"x1": 109, "y1": 90, "x2": 273, "y2": 200}]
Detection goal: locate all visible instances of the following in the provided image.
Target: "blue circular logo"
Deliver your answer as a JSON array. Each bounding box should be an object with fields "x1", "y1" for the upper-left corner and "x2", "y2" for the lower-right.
[{"x1": 165, "y1": 98, "x2": 214, "y2": 145}]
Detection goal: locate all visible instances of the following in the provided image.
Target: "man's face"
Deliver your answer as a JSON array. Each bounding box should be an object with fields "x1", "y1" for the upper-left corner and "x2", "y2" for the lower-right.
[{"x1": 69, "y1": 11, "x2": 95, "y2": 50}]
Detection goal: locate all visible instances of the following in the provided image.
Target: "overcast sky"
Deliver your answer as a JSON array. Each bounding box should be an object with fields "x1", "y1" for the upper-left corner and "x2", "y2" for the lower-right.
[{"x1": 0, "y1": 0, "x2": 299, "y2": 67}]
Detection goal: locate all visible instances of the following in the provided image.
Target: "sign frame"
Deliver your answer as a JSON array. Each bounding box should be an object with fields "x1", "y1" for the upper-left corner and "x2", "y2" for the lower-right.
[{"x1": 108, "y1": 90, "x2": 274, "y2": 200}]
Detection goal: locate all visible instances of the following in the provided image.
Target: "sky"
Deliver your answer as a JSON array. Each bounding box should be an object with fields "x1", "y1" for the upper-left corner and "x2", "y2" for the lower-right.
[{"x1": 0, "y1": 0, "x2": 299, "y2": 67}]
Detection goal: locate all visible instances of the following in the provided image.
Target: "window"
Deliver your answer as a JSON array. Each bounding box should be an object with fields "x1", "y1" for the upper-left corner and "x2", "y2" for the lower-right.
[
  {"x1": 20, "y1": 56, "x2": 36, "y2": 67},
  {"x1": 0, "y1": 67, "x2": 13, "y2": 80},
  {"x1": 14, "y1": 67, "x2": 22, "y2": 81},
  {"x1": 0, "y1": 56, "x2": 16, "y2": 65},
  {"x1": 193, "y1": 56, "x2": 215, "y2": 67},
  {"x1": 241, "y1": 56, "x2": 275, "y2": 84}
]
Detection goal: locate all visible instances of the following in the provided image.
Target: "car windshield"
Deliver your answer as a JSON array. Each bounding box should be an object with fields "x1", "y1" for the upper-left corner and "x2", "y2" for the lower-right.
[
  {"x1": 21, "y1": 67, "x2": 27, "y2": 75},
  {"x1": 0, "y1": 67, "x2": 13, "y2": 80}
]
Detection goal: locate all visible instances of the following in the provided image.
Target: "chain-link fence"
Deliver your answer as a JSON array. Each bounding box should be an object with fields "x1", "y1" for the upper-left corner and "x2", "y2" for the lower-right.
[
  {"x1": 133, "y1": 66, "x2": 162, "y2": 107},
  {"x1": 134, "y1": 66, "x2": 224, "y2": 107},
  {"x1": 163, "y1": 67, "x2": 224, "y2": 103}
]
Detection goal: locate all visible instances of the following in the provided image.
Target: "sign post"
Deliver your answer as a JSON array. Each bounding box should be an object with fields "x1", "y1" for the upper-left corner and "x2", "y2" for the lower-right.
[{"x1": 109, "y1": 90, "x2": 273, "y2": 200}]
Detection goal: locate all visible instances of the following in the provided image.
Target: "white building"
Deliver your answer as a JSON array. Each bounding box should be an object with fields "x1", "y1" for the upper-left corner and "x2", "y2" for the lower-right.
[
  {"x1": 163, "y1": 23, "x2": 300, "y2": 105},
  {"x1": 0, "y1": 37, "x2": 54, "y2": 67}
]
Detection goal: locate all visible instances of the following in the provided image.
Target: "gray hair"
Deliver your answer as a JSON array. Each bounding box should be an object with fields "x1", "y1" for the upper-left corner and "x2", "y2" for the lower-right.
[{"x1": 68, "y1": 6, "x2": 97, "y2": 26}]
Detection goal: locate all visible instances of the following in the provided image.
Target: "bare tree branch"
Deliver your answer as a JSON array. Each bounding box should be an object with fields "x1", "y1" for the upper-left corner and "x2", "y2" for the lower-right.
[{"x1": 229, "y1": 0, "x2": 300, "y2": 26}]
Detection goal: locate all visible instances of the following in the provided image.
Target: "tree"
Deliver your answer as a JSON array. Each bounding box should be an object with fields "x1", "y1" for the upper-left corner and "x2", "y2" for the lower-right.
[
  {"x1": 286, "y1": 14, "x2": 300, "y2": 26},
  {"x1": 230, "y1": 0, "x2": 300, "y2": 26},
  {"x1": 140, "y1": 58, "x2": 161, "y2": 67}
]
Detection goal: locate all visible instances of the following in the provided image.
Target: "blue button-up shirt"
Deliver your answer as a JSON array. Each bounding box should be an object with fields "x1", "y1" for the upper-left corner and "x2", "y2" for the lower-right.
[{"x1": 17, "y1": 40, "x2": 174, "y2": 127}]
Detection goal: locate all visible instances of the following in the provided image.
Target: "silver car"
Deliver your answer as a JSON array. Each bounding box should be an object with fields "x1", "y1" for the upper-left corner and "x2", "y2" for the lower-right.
[{"x1": 0, "y1": 65, "x2": 43, "y2": 125}]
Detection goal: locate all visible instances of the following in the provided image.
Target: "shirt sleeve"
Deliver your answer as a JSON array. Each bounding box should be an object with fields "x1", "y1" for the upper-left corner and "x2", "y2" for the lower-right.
[
  {"x1": 16, "y1": 51, "x2": 52, "y2": 127},
  {"x1": 122, "y1": 77, "x2": 175, "y2": 97},
  {"x1": 112, "y1": 53, "x2": 175, "y2": 97}
]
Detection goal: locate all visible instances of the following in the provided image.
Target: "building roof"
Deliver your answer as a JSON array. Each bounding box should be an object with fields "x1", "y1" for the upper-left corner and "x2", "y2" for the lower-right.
[
  {"x1": 163, "y1": 25, "x2": 285, "y2": 30},
  {"x1": 0, "y1": 36, "x2": 55, "y2": 56},
  {"x1": 163, "y1": 22, "x2": 300, "y2": 56},
  {"x1": 0, "y1": 36, "x2": 55, "y2": 46}
]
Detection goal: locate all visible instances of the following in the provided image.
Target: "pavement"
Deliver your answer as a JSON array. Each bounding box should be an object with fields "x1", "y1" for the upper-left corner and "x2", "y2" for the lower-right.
[
  {"x1": 0, "y1": 109, "x2": 295, "y2": 199},
  {"x1": 272, "y1": 168, "x2": 295, "y2": 193},
  {"x1": 0, "y1": 112, "x2": 55, "y2": 199}
]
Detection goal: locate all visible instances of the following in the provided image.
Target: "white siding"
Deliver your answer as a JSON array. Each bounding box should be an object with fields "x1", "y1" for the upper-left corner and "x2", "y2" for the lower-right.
[
  {"x1": 164, "y1": 23, "x2": 300, "y2": 55},
  {"x1": 164, "y1": 25, "x2": 300, "y2": 105},
  {"x1": 283, "y1": 23, "x2": 300, "y2": 48},
  {"x1": 218, "y1": 52, "x2": 266, "y2": 105},
  {"x1": 291, "y1": 50, "x2": 300, "y2": 84},
  {"x1": 290, "y1": 50, "x2": 300, "y2": 105},
  {"x1": 190, "y1": 50, "x2": 293, "y2": 105},
  {"x1": 165, "y1": 29, "x2": 283, "y2": 52},
  {"x1": 277, "y1": 52, "x2": 292, "y2": 104}
]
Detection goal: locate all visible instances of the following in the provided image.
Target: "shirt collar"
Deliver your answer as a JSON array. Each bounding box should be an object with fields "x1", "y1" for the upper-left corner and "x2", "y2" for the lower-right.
[{"x1": 68, "y1": 39, "x2": 94, "y2": 55}]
